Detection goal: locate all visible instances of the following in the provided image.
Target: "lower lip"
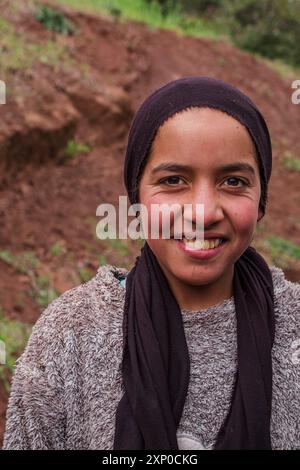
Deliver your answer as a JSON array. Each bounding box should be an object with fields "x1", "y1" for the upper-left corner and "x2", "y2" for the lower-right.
[{"x1": 174, "y1": 238, "x2": 227, "y2": 260}]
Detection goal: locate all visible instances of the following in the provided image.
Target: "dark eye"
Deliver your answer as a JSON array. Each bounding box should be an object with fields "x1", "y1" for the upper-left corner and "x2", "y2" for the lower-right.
[
  {"x1": 224, "y1": 177, "x2": 248, "y2": 188},
  {"x1": 160, "y1": 176, "x2": 185, "y2": 186}
]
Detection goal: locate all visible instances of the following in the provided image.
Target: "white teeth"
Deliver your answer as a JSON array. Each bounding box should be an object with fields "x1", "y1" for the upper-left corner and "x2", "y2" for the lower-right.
[{"x1": 183, "y1": 238, "x2": 223, "y2": 250}]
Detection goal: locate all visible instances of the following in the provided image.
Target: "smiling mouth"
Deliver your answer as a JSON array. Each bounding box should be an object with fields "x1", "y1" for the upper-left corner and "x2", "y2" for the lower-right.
[
  {"x1": 181, "y1": 237, "x2": 224, "y2": 250},
  {"x1": 171, "y1": 235, "x2": 227, "y2": 250},
  {"x1": 173, "y1": 236, "x2": 228, "y2": 260}
]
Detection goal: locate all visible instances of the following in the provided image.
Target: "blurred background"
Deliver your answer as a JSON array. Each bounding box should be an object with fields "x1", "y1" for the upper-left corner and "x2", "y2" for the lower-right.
[{"x1": 0, "y1": 0, "x2": 300, "y2": 446}]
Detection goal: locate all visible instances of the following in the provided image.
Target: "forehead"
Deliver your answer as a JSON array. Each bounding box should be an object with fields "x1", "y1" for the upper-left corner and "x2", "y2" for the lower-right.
[
  {"x1": 147, "y1": 107, "x2": 259, "y2": 172},
  {"x1": 155, "y1": 107, "x2": 253, "y2": 145}
]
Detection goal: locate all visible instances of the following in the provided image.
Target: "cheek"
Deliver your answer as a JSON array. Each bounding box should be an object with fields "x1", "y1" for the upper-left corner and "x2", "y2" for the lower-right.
[
  {"x1": 140, "y1": 195, "x2": 177, "y2": 259},
  {"x1": 229, "y1": 199, "x2": 259, "y2": 238},
  {"x1": 140, "y1": 195, "x2": 178, "y2": 238}
]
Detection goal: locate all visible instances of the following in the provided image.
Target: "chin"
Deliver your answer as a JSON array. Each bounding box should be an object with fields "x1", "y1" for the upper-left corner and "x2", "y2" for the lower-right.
[
  {"x1": 182, "y1": 267, "x2": 226, "y2": 285},
  {"x1": 161, "y1": 260, "x2": 228, "y2": 287}
]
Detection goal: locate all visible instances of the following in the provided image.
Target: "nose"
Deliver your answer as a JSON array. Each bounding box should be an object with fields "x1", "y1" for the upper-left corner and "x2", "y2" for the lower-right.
[{"x1": 188, "y1": 182, "x2": 225, "y2": 229}]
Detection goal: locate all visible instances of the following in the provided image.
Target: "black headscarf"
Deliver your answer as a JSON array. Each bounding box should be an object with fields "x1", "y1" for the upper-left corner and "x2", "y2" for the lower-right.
[{"x1": 113, "y1": 76, "x2": 275, "y2": 450}]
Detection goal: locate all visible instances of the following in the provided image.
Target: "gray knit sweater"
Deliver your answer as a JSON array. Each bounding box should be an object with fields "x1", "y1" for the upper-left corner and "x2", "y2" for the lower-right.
[{"x1": 3, "y1": 264, "x2": 300, "y2": 450}]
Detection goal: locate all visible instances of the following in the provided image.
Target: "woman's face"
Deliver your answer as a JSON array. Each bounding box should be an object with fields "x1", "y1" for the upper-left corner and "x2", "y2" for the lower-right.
[{"x1": 138, "y1": 107, "x2": 263, "y2": 301}]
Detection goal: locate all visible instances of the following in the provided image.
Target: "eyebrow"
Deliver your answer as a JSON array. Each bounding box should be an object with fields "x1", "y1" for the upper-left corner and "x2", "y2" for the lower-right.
[
  {"x1": 151, "y1": 163, "x2": 191, "y2": 174},
  {"x1": 151, "y1": 161, "x2": 256, "y2": 176}
]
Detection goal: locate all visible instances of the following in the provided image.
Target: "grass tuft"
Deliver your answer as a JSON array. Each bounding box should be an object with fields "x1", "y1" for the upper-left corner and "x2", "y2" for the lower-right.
[
  {"x1": 0, "y1": 313, "x2": 32, "y2": 393},
  {"x1": 281, "y1": 151, "x2": 300, "y2": 172},
  {"x1": 64, "y1": 140, "x2": 92, "y2": 160},
  {"x1": 35, "y1": 4, "x2": 76, "y2": 35}
]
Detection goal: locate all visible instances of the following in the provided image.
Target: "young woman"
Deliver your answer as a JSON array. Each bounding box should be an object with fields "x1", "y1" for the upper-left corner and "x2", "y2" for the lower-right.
[{"x1": 3, "y1": 76, "x2": 300, "y2": 450}]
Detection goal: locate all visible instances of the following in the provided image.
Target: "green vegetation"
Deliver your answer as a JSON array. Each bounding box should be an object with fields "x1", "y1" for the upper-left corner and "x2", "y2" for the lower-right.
[
  {"x1": 0, "y1": 250, "x2": 39, "y2": 273},
  {"x1": 52, "y1": 0, "x2": 223, "y2": 41},
  {"x1": 216, "y1": 0, "x2": 300, "y2": 68},
  {"x1": 268, "y1": 236, "x2": 300, "y2": 260},
  {"x1": 102, "y1": 238, "x2": 131, "y2": 257},
  {"x1": 0, "y1": 250, "x2": 59, "y2": 309},
  {"x1": 254, "y1": 55, "x2": 300, "y2": 82},
  {"x1": 64, "y1": 140, "x2": 92, "y2": 159},
  {"x1": 78, "y1": 267, "x2": 94, "y2": 283},
  {"x1": 97, "y1": 253, "x2": 107, "y2": 266},
  {"x1": 29, "y1": 275, "x2": 59, "y2": 308},
  {"x1": 0, "y1": 17, "x2": 73, "y2": 73},
  {"x1": 260, "y1": 235, "x2": 300, "y2": 269},
  {"x1": 85, "y1": 215, "x2": 145, "y2": 268},
  {"x1": 0, "y1": 250, "x2": 14, "y2": 267},
  {"x1": 35, "y1": 5, "x2": 76, "y2": 35},
  {"x1": 282, "y1": 151, "x2": 300, "y2": 172},
  {"x1": 53, "y1": 0, "x2": 300, "y2": 68},
  {"x1": 85, "y1": 216, "x2": 100, "y2": 242},
  {"x1": 50, "y1": 241, "x2": 66, "y2": 257},
  {"x1": 135, "y1": 238, "x2": 146, "y2": 250},
  {"x1": 147, "y1": 0, "x2": 300, "y2": 67},
  {"x1": 0, "y1": 313, "x2": 32, "y2": 392}
]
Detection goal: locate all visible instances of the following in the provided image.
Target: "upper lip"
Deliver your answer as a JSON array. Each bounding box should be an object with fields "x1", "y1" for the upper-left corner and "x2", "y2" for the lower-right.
[{"x1": 203, "y1": 233, "x2": 228, "y2": 240}]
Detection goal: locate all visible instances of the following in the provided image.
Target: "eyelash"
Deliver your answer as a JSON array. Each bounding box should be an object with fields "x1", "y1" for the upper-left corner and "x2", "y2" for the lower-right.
[{"x1": 159, "y1": 176, "x2": 249, "y2": 188}]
